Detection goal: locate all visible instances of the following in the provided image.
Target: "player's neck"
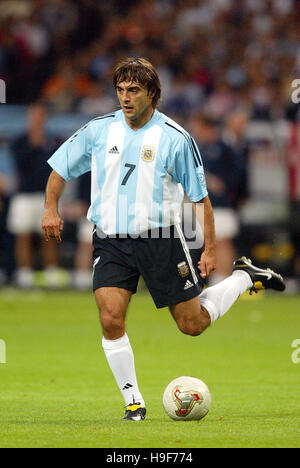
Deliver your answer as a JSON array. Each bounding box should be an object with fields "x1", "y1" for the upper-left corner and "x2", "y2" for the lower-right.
[{"x1": 124, "y1": 106, "x2": 155, "y2": 131}]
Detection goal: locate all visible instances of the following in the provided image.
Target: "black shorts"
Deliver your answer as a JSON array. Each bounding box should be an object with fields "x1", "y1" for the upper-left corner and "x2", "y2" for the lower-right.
[{"x1": 92, "y1": 225, "x2": 203, "y2": 309}]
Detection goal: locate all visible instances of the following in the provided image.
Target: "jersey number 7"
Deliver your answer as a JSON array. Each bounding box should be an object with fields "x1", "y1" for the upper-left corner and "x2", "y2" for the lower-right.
[{"x1": 121, "y1": 163, "x2": 136, "y2": 186}]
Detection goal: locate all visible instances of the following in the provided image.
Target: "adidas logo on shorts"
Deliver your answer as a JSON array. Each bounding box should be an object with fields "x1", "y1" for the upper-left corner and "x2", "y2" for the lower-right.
[{"x1": 184, "y1": 280, "x2": 193, "y2": 290}]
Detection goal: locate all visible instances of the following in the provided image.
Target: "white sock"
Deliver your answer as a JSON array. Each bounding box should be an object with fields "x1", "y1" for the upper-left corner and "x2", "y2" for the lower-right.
[
  {"x1": 199, "y1": 270, "x2": 253, "y2": 323},
  {"x1": 102, "y1": 333, "x2": 145, "y2": 407}
]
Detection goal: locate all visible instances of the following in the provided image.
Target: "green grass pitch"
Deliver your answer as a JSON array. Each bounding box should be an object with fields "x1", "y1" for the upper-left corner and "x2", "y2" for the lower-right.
[{"x1": 0, "y1": 288, "x2": 299, "y2": 448}]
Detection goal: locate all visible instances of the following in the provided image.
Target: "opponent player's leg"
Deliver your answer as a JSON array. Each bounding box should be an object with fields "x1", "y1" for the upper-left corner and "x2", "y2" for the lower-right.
[{"x1": 95, "y1": 287, "x2": 146, "y2": 420}]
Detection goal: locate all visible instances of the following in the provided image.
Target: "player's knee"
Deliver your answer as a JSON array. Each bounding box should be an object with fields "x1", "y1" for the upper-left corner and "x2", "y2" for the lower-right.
[
  {"x1": 176, "y1": 318, "x2": 204, "y2": 337},
  {"x1": 176, "y1": 308, "x2": 211, "y2": 336},
  {"x1": 100, "y1": 307, "x2": 124, "y2": 334}
]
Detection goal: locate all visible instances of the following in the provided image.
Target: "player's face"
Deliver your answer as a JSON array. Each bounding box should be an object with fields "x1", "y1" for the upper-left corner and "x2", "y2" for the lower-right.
[{"x1": 116, "y1": 81, "x2": 154, "y2": 127}]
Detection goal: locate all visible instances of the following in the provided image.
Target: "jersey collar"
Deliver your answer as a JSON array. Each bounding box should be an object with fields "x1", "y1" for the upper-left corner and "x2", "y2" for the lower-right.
[{"x1": 121, "y1": 109, "x2": 159, "y2": 133}]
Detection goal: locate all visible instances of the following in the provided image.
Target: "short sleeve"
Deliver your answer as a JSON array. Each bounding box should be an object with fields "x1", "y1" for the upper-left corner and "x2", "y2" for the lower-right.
[
  {"x1": 171, "y1": 135, "x2": 208, "y2": 202},
  {"x1": 47, "y1": 122, "x2": 93, "y2": 181}
]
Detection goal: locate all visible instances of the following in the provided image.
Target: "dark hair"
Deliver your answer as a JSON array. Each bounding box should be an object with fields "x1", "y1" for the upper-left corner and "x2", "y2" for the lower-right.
[{"x1": 113, "y1": 57, "x2": 161, "y2": 108}]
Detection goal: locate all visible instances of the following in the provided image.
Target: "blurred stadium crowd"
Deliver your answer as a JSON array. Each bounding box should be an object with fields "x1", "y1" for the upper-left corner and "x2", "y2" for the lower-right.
[
  {"x1": 1, "y1": 0, "x2": 300, "y2": 119},
  {"x1": 0, "y1": 0, "x2": 300, "y2": 291}
]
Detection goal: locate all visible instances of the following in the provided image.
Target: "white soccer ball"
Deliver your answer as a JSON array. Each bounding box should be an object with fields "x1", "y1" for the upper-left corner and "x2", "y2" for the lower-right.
[{"x1": 163, "y1": 376, "x2": 211, "y2": 421}]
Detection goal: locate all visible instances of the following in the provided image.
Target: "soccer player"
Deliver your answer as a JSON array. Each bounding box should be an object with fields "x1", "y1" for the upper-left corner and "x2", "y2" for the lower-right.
[
  {"x1": 42, "y1": 58, "x2": 285, "y2": 421},
  {"x1": 8, "y1": 102, "x2": 60, "y2": 288}
]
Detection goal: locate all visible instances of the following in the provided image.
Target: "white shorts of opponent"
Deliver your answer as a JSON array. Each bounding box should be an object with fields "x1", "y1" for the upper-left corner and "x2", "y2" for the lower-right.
[
  {"x1": 213, "y1": 208, "x2": 239, "y2": 241},
  {"x1": 7, "y1": 193, "x2": 45, "y2": 235},
  {"x1": 77, "y1": 217, "x2": 93, "y2": 243}
]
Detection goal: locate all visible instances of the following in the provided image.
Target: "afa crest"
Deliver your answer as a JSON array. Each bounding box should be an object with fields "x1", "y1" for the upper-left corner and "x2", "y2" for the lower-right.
[
  {"x1": 177, "y1": 261, "x2": 189, "y2": 277},
  {"x1": 141, "y1": 145, "x2": 156, "y2": 162}
]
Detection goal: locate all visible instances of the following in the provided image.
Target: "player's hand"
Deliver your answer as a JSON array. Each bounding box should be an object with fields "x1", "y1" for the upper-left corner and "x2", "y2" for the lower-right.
[
  {"x1": 198, "y1": 249, "x2": 217, "y2": 279},
  {"x1": 42, "y1": 208, "x2": 64, "y2": 243}
]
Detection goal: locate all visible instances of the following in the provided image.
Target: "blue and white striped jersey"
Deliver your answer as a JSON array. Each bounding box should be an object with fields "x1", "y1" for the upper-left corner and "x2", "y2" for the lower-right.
[{"x1": 48, "y1": 109, "x2": 207, "y2": 235}]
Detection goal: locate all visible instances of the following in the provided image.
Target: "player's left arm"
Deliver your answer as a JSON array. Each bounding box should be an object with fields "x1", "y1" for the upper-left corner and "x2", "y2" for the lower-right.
[
  {"x1": 193, "y1": 195, "x2": 217, "y2": 279},
  {"x1": 169, "y1": 132, "x2": 216, "y2": 277}
]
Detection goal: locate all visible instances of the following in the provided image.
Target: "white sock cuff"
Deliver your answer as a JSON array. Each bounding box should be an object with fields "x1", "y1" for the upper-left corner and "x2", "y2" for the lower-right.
[
  {"x1": 199, "y1": 296, "x2": 219, "y2": 323},
  {"x1": 232, "y1": 270, "x2": 253, "y2": 289},
  {"x1": 102, "y1": 333, "x2": 129, "y2": 351}
]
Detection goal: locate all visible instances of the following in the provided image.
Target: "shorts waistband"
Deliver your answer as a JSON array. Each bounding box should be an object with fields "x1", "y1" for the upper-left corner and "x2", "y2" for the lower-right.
[{"x1": 95, "y1": 225, "x2": 176, "y2": 240}]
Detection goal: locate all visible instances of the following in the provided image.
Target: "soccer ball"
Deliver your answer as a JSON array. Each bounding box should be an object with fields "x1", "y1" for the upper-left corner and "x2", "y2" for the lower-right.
[{"x1": 163, "y1": 376, "x2": 211, "y2": 421}]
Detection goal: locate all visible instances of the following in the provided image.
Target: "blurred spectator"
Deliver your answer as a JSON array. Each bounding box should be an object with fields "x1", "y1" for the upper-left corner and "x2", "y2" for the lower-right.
[
  {"x1": 287, "y1": 121, "x2": 300, "y2": 289},
  {"x1": 163, "y1": 71, "x2": 204, "y2": 120},
  {"x1": 203, "y1": 80, "x2": 238, "y2": 122},
  {"x1": 7, "y1": 102, "x2": 61, "y2": 288},
  {"x1": 222, "y1": 108, "x2": 250, "y2": 206},
  {"x1": 0, "y1": 137, "x2": 16, "y2": 285},
  {"x1": 41, "y1": 56, "x2": 96, "y2": 113},
  {"x1": 78, "y1": 83, "x2": 116, "y2": 117},
  {"x1": 35, "y1": 0, "x2": 79, "y2": 45},
  {"x1": 73, "y1": 172, "x2": 93, "y2": 291},
  {"x1": 189, "y1": 113, "x2": 243, "y2": 284}
]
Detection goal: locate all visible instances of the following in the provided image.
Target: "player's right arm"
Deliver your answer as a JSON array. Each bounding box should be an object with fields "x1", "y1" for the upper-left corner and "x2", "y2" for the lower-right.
[
  {"x1": 42, "y1": 120, "x2": 94, "y2": 243},
  {"x1": 42, "y1": 170, "x2": 66, "y2": 243}
]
